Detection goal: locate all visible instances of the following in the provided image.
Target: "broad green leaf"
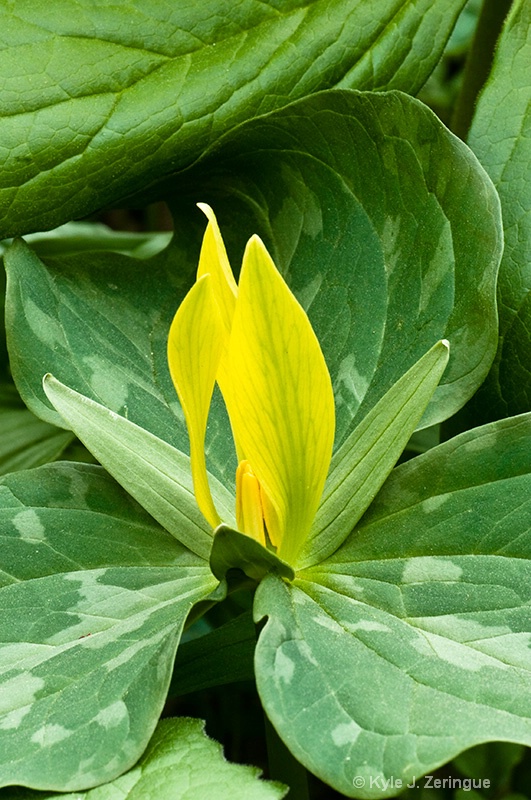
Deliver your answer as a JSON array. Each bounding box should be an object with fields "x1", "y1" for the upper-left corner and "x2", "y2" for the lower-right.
[
  {"x1": 299, "y1": 340, "x2": 449, "y2": 568},
  {"x1": 6, "y1": 92, "x2": 502, "y2": 491},
  {"x1": 466, "y1": 0, "x2": 531, "y2": 419},
  {"x1": 255, "y1": 414, "x2": 531, "y2": 798},
  {"x1": 43, "y1": 375, "x2": 235, "y2": 559},
  {"x1": 0, "y1": 406, "x2": 73, "y2": 476},
  {"x1": 0, "y1": 718, "x2": 287, "y2": 800},
  {"x1": 0, "y1": 0, "x2": 467, "y2": 237},
  {"x1": 0, "y1": 267, "x2": 6, "y2": 380},
  {"x1": 4, "y1": 238, "x2": 184, "y2": 430},
  {"x1": 0, "y1": 463, "x2": 216, "y2": 791},
  {"x1": 358, "y1": 413, "x2": 531, "y2": 530}
]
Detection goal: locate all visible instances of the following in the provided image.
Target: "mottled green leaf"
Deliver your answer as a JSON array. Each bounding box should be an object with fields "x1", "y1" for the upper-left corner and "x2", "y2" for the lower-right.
[
  {"x1": 467, "y1": 0, "x2": 531, "y2": 419},
  {"x1": 0, "y1": 718, "x2": 287, "y2": 800},
  {"x1": 0, "y1": 463, "x2": 216, "y2": 791},
  {"x1": 255, "y1": 415, "x2": 531, "y2": 798},
  {"x1": 6, "y1": 92, "x2": 502, "y2": 490},
  {"x1": 5, "y1": 235, "x2": 237, "y2": 489},
  {"x1": 0, "y1": 0, "x2": 467, "y2": 237},
  {"x1": 0, "y1": 462, "x2": 198, "y2": 584},
  {"x1": 42, "y1": 375, "x2": 235, "y2": 559},
  {"x1": 4, "y1": 237, "x2": 185, "y2": 435}
]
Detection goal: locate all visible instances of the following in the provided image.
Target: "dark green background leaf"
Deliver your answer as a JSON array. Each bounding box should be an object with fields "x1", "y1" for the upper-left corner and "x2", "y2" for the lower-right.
[
  {"x1": 0, "y1": 406, "x2": 73, "y2": 476},
  {"x1": 466, "y1": 0, "x2": 531, "y2": 420},
  {"x1": 170, "y1": 613, "x2": 255, "y2": 696},
  {"x1": 0, "y1": 0, "x2": 467, "y2": 236}
]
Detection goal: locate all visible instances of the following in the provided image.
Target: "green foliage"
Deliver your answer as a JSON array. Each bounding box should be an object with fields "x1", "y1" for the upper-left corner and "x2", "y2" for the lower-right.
[
  {"x1": 5, "y1": 92, "x2": 502, "y2": 463},
  {"x1": 466, "y1": 0, "x2": 531, "y2": 419},
  {"x1": 0, "y1": 0, "x2": 467, "y2": 237},
  {"x1": 258, "y1": 413, "x2": 531, "y2": 797},
  {"x1": 0, "y1": 1, "x2": 530, "y2": 799},
  {"x1": 1, "y1": 718, "x2": 287, "y2": 799},
  {"x1": 0, "y1": 463, "x2": 216, "y2": 790}
]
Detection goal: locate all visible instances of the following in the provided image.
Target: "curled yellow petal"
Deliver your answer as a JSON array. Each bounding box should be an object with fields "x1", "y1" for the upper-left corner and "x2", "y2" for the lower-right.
[
  {"x1": 223, "y1": 236, "x2": 335, "y2": 563},
  {"x1": 196, "y1": 203, "x2": 244, "y2": 460},
  {"x1": 197, "y1": 203, "x2": 237, "y2": 333},
  {"x1": 167, "y1": 274, "x2": 224, "y2": 528}
]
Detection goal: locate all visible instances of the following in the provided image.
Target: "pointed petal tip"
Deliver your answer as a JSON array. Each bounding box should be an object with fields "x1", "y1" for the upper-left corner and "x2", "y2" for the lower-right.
[
  {"x1": 441, "y1": 338, "x2": 450, "y2": 350},
  {"x1": 197, "y1": 202, "x2": 220, "y2": 230},
  {"x1": 245, "y1": 233, "x2": 269, "y2": 257}
]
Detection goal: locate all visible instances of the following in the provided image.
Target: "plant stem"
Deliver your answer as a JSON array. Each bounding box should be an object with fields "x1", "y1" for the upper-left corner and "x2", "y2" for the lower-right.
[
  {"x1": 451, "y1": 0, "x2": 513, "y2": 139},
  {"x1": 264, "y1": 713, "x2": 310, "y2": 799}
]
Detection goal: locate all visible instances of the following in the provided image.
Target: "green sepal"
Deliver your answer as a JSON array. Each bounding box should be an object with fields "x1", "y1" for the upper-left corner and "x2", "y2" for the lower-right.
[
  {"x1": 299, "y1": 339, "x2": 450, "y2": 568},
  {"x1": 42, "y1": 373, "x2": 234, "y2": 560},
  {"x1": 210, "y1": 525, "x2": 295, "y2": 584}
]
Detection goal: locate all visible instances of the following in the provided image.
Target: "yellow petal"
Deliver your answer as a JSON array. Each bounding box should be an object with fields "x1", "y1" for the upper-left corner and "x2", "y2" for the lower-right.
[
  {"x1": 197, "y1": 203, "x2": 237, "y2": 332},
  {"x1": 167, "y1": 274, "x2": 224, "y2": 528},
  {"x1": 223, "y1": 236, "x2": 335, "y2": 564}
]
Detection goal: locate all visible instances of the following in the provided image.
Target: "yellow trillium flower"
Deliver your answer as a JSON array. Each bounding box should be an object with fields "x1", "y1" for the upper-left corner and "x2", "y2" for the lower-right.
[{"x1": 167, "y1": 205, "x2": 335, "y2": 565}]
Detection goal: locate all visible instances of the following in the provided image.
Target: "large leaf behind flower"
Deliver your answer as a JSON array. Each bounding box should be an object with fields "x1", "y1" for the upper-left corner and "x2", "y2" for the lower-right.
[
  {"x1": 255, "y1": 414, "x2": 531, "y2": 798},
  {"x1": 0, "y1": 0, "x2": 467, "y2": 237},
  {"x1": 0, "y1": 462, "x2": 216, "y2": 791},
  {"x1": 466, "y1": 0, "x2": 531, "y2": 420},
  {"x1": 184, "y1": 90, "x2": 501, "y2": 440},
  {"x1": 6, "y1": 91, "x2": 501, "y2": 485}
]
